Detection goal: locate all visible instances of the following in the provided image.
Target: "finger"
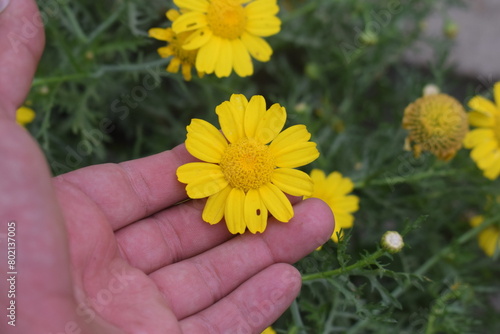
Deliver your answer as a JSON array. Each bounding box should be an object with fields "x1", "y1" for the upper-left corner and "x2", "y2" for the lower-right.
[
  {"x1": 116, "y1": 192, "x2": 306, "y2": 274},
  {"x1": 148, "y1": 198, "x2": 334, "y2": 319},
  {"x1": 53, "y1": 144, "x2": 195, "y2": 231},
  {"x1": 179, "y1": 263, "x2": 302, "y2": 334},
  {"x1": 115, "y1": 198, "x2": 234, "y2": 274},
  {"x1": 0, "y1": 122, "x2": 77, "y2": 332},
  {"x1": 0, "y1": 0, "x2": 45, "y2": 116}
]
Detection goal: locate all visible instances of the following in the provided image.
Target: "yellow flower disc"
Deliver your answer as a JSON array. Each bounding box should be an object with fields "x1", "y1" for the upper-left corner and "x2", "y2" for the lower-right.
[
  {"x1": 402, "y1": 94, "x2": 468, "y2": 161},
  {"x1": 207, "y1": 0, "x2": 247, "y2": 39},
  {"x1": 220, "y1": 137, "x2": 275, "y2": 191}
]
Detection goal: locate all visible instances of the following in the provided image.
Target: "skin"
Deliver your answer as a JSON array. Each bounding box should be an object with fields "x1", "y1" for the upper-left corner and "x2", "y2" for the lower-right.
[{"x1": 0, "y1": 1, "x2": 334, "y2": 333}]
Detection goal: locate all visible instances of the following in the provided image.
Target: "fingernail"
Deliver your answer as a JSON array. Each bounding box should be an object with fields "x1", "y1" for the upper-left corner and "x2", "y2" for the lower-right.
[{"x1": 0, "y1": 0, "x2": 10, "y2": 14}]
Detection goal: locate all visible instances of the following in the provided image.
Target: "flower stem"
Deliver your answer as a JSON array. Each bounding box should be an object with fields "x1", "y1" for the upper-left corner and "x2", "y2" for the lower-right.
[
  {"x1": 354, "y1": 169, "x2": 457, "y2": 190},
  {"x1": 302, "y1": 248, "x2": 386, "y2": 282},
  {"x1": 290, "y1": 299, "x2": 306, "y2": 334},
  {"x1": 31, "y1": 59, "x2": 170, "y2": 87}
]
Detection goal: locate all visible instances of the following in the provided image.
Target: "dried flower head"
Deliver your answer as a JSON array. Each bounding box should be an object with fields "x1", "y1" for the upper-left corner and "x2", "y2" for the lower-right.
[{"x1": 403, "y1": 94, "x2": 468, "y2": 161}]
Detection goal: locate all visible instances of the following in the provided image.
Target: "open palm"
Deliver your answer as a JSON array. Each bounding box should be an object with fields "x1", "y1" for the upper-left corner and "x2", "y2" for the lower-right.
[{"x1": 0, "y1": 1, "x2": 334, "y2": 333}]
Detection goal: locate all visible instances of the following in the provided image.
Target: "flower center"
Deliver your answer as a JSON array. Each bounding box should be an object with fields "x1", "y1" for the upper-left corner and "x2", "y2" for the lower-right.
[
  {"x1": 219, "y1": 138, "x2": 275, "y2": 191},
  {"x1": 171, "y1": 31, "x2": 198, "y2": 65},
  {"x1": 412, "y1": 95, "x2": 467, "y2": 146},
  {"x1": 207, "y1": 0, "x2": 247, "y2": 39}
]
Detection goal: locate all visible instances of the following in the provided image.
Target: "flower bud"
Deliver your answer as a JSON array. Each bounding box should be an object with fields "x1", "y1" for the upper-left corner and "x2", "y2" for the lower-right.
[{"x1": 381, "y1": 231, "x2": 404, "y2": 253}]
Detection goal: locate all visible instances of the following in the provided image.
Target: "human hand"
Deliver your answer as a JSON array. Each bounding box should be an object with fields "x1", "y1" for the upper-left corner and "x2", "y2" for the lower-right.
[{"x1": 0, "y1": 1, "x2": 334, "y2": 333}]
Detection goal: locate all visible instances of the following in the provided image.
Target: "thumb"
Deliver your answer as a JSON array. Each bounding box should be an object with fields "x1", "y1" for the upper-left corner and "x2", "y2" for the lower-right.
[{"x1": 0, "y1": 0, "x2": 45, "y2": 118}]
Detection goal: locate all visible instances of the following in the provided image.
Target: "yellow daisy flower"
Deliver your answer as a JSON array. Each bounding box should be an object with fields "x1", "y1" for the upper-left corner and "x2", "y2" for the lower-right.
[
  {"x1": 261, "y1": 327, "x2": 277, "y2": 334},
  {"x1": 177, "y1": 94, "x2": 319, "y2": 234},
  {"x1": 16, "y1": 106, "x2": 35, "y2": 126},
  {"x1": 463, "y1": 82, "x2": 500, "y2": 180},
  {"x1": 305, "y1": 170, "x2": 359, "y2": 243},
  {"x1": 171, "y1": 0, "x2": 281, "y2": 78},
  {"x1": 470, "y1": 215, "x2": 499, "y2": 257},
  {"x1": 402, "y1": 93, "x2": 468, "y2": 161},
  {"x1": 149, "y1": 10, "x2": 203, "y2": 81}
]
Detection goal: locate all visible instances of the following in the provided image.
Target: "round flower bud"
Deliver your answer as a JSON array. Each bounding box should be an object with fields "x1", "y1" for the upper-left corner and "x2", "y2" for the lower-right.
[{"x1": 381, "y1": 231, "x2": 404, "y2": 253}]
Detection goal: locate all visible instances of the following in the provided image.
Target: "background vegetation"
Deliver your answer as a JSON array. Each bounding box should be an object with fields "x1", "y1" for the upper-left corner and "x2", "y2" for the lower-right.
[{"x1": 29, "y1": 0, "x2": 499, "y2": 332}]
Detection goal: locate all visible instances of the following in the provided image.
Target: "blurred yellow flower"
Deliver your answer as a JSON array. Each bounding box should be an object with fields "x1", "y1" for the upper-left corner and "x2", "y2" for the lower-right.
[
  {"x1": 149, "y1": 10, "x2": 203, "y2": 81},
  {"x1": 463, "y1": 82, "x2": 500, "y2": 180},
  {"x1": 16, "y1": 106, "x2": 35, "y2": 126},
  {"x1": 261, "y1": 327, "x2": 276, "y2": 334},
  {"x1": 171, "y1": 0, "x2": 281, "y2": 77},
  {"x1": 402, "y1": 94, "x2": 468, "y2": 161},
  {"x1": 177, "y1": 94, "x2": 319, "y2": 234},
  {"x1": 305, "y1": 169, "x2": 359, "y2": 243},
  {"x1": 470, "y1": 215, "x2": 499, "y2": 257}
]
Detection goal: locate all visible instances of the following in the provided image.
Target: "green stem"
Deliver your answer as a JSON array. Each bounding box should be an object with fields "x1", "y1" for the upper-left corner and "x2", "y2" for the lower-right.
[
  {"x1": 281, "y1": 0, "x2": 319, "y2": 24},
  {"x1": 354, "y1": 169, "x2": 457, "y2": 189},
  {"x1": 302, "y1": 248, "x2": 386, "y2": 282},
  {"x1": 290, "y1": 299, "x2": 306, "y2": 334},
  {"x1": 87, "y1": 3, "x2": 126, "y2": 44},
  {"x1": 62, "y1": 4, "x2": 88, "y2": 43},
  {"x1": 31, "y1": 59, "x2": 169, "y2": 87}
]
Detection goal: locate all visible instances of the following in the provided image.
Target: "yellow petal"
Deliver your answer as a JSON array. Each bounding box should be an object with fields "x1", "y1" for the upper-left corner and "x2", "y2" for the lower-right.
[
  {"x1": 254, "y1": 103, "x2": 286, "y2": 144},
  {"x1": 306, "y1": 169, "x2": 327, "y2": 199},
  {"x1": 333, "y1": 212, "x2": 354, "y2": 229},
  {"x1": 158, "y1": 46, "x2": 174, "y2": 58},
  {"x1": 270, "y1": 125, "x2": 311, "y2": 154},
  {"x1": 167, "y1": 57, "x2": 181, "y2": 73},
  {"x1": 494, "y1": 82, "x2": 500, "y2": 107},
  {"x1": 484, "y1": 153, "x2": 500, "y2": 180},
  {"x1": 468, "y1": 111, "x2": 495, "y2": 128},
  {"x1": 478, "y1": 227, "x2": 500, "y2": 257},
  {"x1": 244, "y1": 189, "x2": 268, "y2": 233},
  {"x1": 215, "y1": 38, "x2": 233, "y2": 78},
  {"x1": 231, "y1": 93, "x2": 248, "y2": 111},
  {"x1": 225, "y1": 187, "x2": 246, "y2": 234},
  {"x1": 216, "y1": 101, "x2": 245, "y2": 144},
  {"x1": 470, "y1": 140, "x2": 497, "y2": 162},
  {"x1": 174, "y1": 0, "x2": 209, "y2": 12},
  {"x1": 245, "y1": 0, "x2": 279, "y2": 17},
  {"x1": 183, "y1": 27, "x2": 213, "y2": 50},
  {"x1": 244, "y1": 95, "x2": 267, "y2": 138},
  {"x1": 468, "y1": 96, "x2": 498, "y2": 116},
  {"x1": 148, "y1": 28, "x2": 173, "y2": 41},
  {"x1": 271, "y1": 168, "x2": 313, "y2": 196},
  {"x1": 203, "y1": 185, "x2": 232, "y2": 224},
  {"x1": 259, "y1": 183, "x2": 293, "y2": 222},
  {"x1": 181, "y1": 63, "x2": 193, "y2": 81},
  {"x1": 172, "y1": 12, "x2": 207, "y2": 34},
  {"x1": 326, "y1": 171, "x2": 354, "y2": 195},
  {"x1": 245, "y1": 16, "x2": 281, "y2": 37},
  {"x1": 186, "y1": 119, "x2": 228, "y2": 162},
  {"x1": 463, "y1": 129, "x2": 494, "y2": 148},
  {"x1": 231, "y1": 38, "x2": 253, "y2": 77},
  {"x1": 329, "y1": 195, "x2": 360, "y2": 213},
  {"x1": 310, "y1": 169, "x2": 326, "y2": 182},
  {"x1": 274, "y1": 142, "x2": 319, "y2": 168},
  {"x1": 176, "y1": 163, "x2": 229, "y2": 198},
  {"x1": 166, "y1": 9, "x2": 180, "y2": 21},
  {"x1": 240, "y1": 32, "x2": 272, "y2": 62},
  {"x1": 196, "y1": 36, "x2": 221, "y2": 74}
]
